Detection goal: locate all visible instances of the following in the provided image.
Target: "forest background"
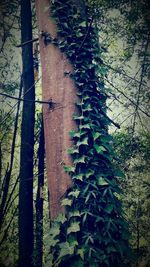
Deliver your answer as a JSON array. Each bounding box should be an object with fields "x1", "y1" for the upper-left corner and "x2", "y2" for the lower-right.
[{"x1": 0, "y1": 0, "x2": 150, "y2": 267}]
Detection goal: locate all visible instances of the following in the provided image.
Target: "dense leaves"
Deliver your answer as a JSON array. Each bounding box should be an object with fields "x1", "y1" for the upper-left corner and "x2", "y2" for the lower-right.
[{"x1": 47, "y1": 1, "x2": 131, "y2": 266}]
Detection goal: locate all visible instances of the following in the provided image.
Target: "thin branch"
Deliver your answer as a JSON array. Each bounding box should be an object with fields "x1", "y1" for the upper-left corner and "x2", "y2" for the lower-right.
[
  {"x1": 0, "y1": 92, "x2": 52, "y2": 105},
  {"x1": 132, "y1": 31, "x2": 150, "y2": 135},
  {"x1": 0, "y1": 207, "x2": 17, "y2": 247},
  {"x1": 137, "y1": 111, "x2": 149, "y2": 132},
  {"x1": 100, "y1": 108, "x2": 120, "y2": 128},
  {"x1": 9, "y1": 76, "x2": 23, "y2": 172},
  {"x1": 0, "y1": 76, "x2": 41, "y2": 128},
  {"x1": 16, "y1": 37, "x2": 39, "y2": 47},
  {"x1": 104, "y1": 62, "x2": 150, "y2": 90},
  {"x1": 105, "y1": 79, "x2": 150, "y2": 118},
  {"x1": 77, "y1": 16, "x2": 94, "y2": 53},
  {"x1": 114, "y1": 113, "x2": 134, "y2": 133},
  {"x1": 2, "y1": 176, "x2": 19, "y2": 219},
  {"x1": 0, "y1": 76, "x2": 22, "y2": 228}
]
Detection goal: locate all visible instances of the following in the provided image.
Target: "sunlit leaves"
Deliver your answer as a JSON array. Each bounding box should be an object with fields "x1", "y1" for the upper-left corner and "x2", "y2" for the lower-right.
[
  {"x1": 97, "y1": 176, "x2": 109, "y2": 186},
  {"x1": 67, "y1": 221, "x2": 80, "y2": 235},
  {"x1": 61, "y1": 198, "x2": 72, "y2": 206}
]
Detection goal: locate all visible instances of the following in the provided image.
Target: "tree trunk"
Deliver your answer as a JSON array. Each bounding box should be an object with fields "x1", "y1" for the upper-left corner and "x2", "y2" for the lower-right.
[
  {"x1": 18, "y1": 0, "x2": 35, "y2": 266},
  {"x1": 35, "y1": 0, "x2": 78, "y2": 219},
  {"x1": 35, "y1": 115, "x2": 45, "y2": 267}
]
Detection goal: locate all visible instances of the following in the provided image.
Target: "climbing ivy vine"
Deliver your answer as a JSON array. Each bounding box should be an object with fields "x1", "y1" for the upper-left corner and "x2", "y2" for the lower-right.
[{"x1": 46, "y1": 0, "x2": 131, "y2": 266}]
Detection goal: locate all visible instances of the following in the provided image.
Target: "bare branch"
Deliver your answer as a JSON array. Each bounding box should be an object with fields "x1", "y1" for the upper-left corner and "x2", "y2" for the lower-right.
[
  {"x1": 16, "y1": 37, "x2": 39, "y2": 47},
  {"x1": 106, "y1": 79, "x2": 150, "y2": 118}
]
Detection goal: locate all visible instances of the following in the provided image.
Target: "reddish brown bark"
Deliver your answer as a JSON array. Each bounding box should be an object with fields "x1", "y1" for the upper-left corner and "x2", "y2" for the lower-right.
[{"x1": 35, "y1": 0, "x2": 77, "y2": 219}]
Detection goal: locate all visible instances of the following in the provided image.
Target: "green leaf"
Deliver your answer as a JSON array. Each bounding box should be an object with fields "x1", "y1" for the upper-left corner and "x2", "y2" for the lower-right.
[
  {"x1": 98, "y1": 177, "x2": 109, "y2": 186},
  {"x1": 64, "y1": 165, "x2": 75, "y2": 173},
  {"x1": 67, "y1": 147, "x2": 79, "y2": 154},
  {"x1": 92, "y1": 132, "x2": 101, "y2": 141},
  {"x1": 69, "y1": 130, "x2": 86, "y2": 138},
  {"x1": 85, "y1": 169, "x2": 95, "y2": 178},
  {"x1": 105, "y1": 204, "x2": 114, "y2": 214},
  {"x1": 58, "y1": 242, "x2": 74, "y2": 259},
  {"x1": 49, "y1": 225, "x2": 60, "y2": 239},
  {"x1": 68, "y1": 189, "x2": 80, "y2": 198},
  {"x1": 74, "y1": 156, "x2": 86, "y2": 164},
  {"x1": 79, "y1": 21, "x2": 86, "y2": 27},
  {"x1": 77, "y1": 248, "x2": 85, "y2": 260},
  {"x1": 83, "y1": 104, "x2": 92, "y2": 112},
  {"x1": 56, "y1": 213, "x2": 67, "y2": 224},
  {"x1": 79, "y1": 124, "x2": 91, "y2": 130},
  {"x1": 94, "y1": 144, "x2": 106, "y2": 154},
  {"x1": 67, "y1": 221, "x2": 80, "y2": 235},
  {"x1": 70, "y1": 210, "x2": 81, "y2": 217},
  {"x1": 61, "y1": 198, "x2": 72, "y2": 206},
  {"x1": 73, "y1": 115, "x2": 84, "y2": 120},
  {"x1": 82, "y1": 94, "x2": 90, "y2": 100},
  {"x1": 69, "y1": 130, "x2": 77, "y2": 137},
  {"x1": 77, "y1": 137, "x2": 88, "y2": 146},
  {"x1": 73, "y1": 173, "x2": 84, "y2": 181},
  {"x1": 114, "y1": 169, "x2": 125, "y2": 178}
]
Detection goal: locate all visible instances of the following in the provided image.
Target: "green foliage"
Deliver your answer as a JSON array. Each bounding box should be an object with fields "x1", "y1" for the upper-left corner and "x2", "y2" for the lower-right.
[
  {"x1": 45, "y1": 0, "x2": 131, "y2": 266},
  {"x1": 113, "y1": 130, "x2": 150, "y2": 267}
]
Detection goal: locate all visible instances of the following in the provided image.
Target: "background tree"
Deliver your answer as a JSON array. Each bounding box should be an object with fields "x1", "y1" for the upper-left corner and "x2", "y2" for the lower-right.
[{"x1": 18, "y1": 0, "x2": 35, "y2": 265}]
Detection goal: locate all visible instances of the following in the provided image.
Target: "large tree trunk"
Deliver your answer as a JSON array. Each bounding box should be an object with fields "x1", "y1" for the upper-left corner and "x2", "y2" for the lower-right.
[
  {"x1": 18, "y1": 0, "x2": 35, "y2": 265},
  {"x1": 35, "y1": 0, "x2": 78, "y2": 219}
]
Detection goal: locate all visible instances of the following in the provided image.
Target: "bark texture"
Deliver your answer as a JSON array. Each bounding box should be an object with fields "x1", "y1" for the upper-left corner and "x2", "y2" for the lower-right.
[{"x1": 35, "y1": 0, "x2": 78, "y2": 219}]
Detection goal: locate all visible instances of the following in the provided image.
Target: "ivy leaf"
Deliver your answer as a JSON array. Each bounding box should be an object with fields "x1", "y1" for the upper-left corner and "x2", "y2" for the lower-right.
[
  {"x1": 56, "y1": 213, "x2": 67, "y2": 224},
  {"x1": 49, "y1": 225, "x2": 60, "y2": 242},
  {"x1": 79, "y1": 21, "x2": 86, "y2": 27},
  {"x1": 94, "y1": 144, "x2": 106, "y2": 154},
  {"x1": 114, "y1": 169, "x2": 125, "y2": 178},
  {"x1": 76, "y1": 30, "x2": 83, "y2": 37},
  {"x1": 83, "y1": 104, "x2": 92, "y2": 112},
  {"x1": 58, "y1": 242, "x2": 74, "y2": 259},
  {"x1": 77, "y1": 137, "x2": 88, "y2": 146},
  {"x1": 77, "y1": 248, "x2": 85, "y2": 260},
  {"x1": 105, "y1": 204, "x2": 114, "y2": 214},
  {"x1": 72, "y1": 173, "x2": 84, "y2": 181},
  {"x1": 68, "y1": 189, "x2": 80, "y2": 198},
  {"x1": 92, "y1": 132, "x2": 101, "y2": 141},
  {"x1": 64, "y1": 165, "x2": 75, "y2": 173},
  {"x1": 79, "y1": 124, "x2": 91, "y2": 130},
  {"x1": 73, "y1": 115, "x2": 84, "y2": 120},
  {"x1": 69, "y1": 130, "x2": 77, "y2": 137},
  {"x1": 85, "y1": 169, "x2": 94, "y2": 178},
  {"x1": 98, "y1": 177, "x2": 109, "y2": 186},
  {"x1": 61, "y1": 198, "x2": 72, "y2": 206},
  {"x1": 67, "y1": 147, "x2": 79, "y2": 154},
  {"x1": 82, "y1": 94, "x2": 90, "y2": 100},
  {"x1": 70, "y1": 210, "x2": 81, "y2": 217},
  {"x1": 74, "y1": 156, "x2": 86, "y2": 164},
  {"x1": 67, "y1": 221, "x2": 80, "y2": 235},
  {"x1": 69, "y1": 130, "x2": 86, "y2": 138}
]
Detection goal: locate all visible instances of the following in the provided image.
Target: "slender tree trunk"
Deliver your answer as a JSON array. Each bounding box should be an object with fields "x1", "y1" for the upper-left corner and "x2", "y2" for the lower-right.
[
  {"x1": 35, "y1": 0, "x2": 78, "y2": 219},
  {"x1": 35, "y1": 115, "x2": 45, "y2": 267},
  {"x1": 18, "y1": 0, "x2": 35, "y2": 266},
  {"x1": 0, "y1": 76, "x2": 22, "y2": 230}
]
